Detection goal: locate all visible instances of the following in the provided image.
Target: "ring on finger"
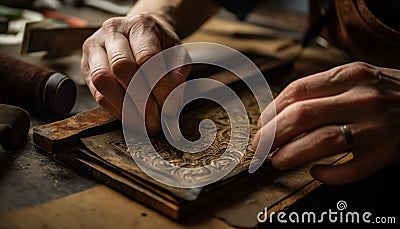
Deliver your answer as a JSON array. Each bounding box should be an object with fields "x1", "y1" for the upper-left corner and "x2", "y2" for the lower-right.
[{"x1": 340, "y1": 124, "x2": 354, "y2": 152}]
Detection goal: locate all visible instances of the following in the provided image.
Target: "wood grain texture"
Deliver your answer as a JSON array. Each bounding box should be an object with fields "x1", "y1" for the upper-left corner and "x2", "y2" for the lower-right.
[
  {"x1": 33, "y1": 107, "x2": 119, "y2": 153},
  {"x1": 0, "y1": 185, "x2": 232, "y2": 229}
]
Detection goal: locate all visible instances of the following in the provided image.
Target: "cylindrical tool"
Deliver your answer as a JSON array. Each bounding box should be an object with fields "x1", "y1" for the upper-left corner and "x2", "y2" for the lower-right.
[{"x1": 0, "y1": 53, "x2": 76, "y2": 116}]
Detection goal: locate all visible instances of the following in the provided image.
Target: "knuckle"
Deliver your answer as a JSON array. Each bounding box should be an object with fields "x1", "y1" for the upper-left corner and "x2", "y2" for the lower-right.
[
  {"x1": 102, "y1": 17, "x2": 124, "y2": 33},
  {"x1": 133, "y1": 13, "x2": 156, "y2": 25},
  {"x1": 271, "y1": 154, "x2": 290, "y2": 170},
  {"x1": 128, "y1": 15, "x2": 163, "y2": 66},
  {"x1": 82, "y1": 36, "x2": 98, "y2": 53},
  {"x1": 131, "y1": 41, "x2": 160, "y2": 66},
  {"x1": 330, "y1": 62, "x2": 375, "y2": 83},
  {"x1": 326, "y1": 65, "x2": 346, "y2": 83},
  {"x1": 287, "y1": 101, "x2": 313, "y2": 125},
  {"x1": 348, "y1": 62, "x2": 374, "y2": 80},
  {"x1": 94, "y1": 91, "x2": 106, "y2": 106},
  {"x1": 91, "y1": 68, "x2": 111, "y2": 88},
  {"x1": 348, "y1": 61, "x2": 372, "y2": 70},
  {"x1": 135, "y1": 52, "x2": 156, "y2": 66},
  {"x1": 129, "y1": 13, "x2": 159, "y2": 35},
  {"x1": 132, "y1": 43, "x2": 161, "y2": 66},
  {"x1": 109, "y1": 52, "x2": 127, "y2": 68},
  {"x1": 282, "y1": 80, "x2": 308, "y2": 106},
  {"x1": 316, "y1": 127, "x2": 341, "y2": 147},
  {"x1": 110, "y1": 54, "x2": 135, "y2": 78}
]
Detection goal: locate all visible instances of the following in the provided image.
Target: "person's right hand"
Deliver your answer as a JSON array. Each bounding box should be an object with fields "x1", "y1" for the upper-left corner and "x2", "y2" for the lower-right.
[{"x1": 81, "y1": 13, "x2": 190, "y2": 135}]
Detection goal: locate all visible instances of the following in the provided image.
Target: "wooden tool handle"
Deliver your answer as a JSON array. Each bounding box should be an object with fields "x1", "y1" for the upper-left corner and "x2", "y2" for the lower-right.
[{"x1": 33, "y1": 107, "x2": 119, "y2": 153}]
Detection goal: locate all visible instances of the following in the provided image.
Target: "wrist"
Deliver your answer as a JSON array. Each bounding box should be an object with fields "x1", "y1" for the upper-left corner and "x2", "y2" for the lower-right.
[
  {"x1": 127, "y1": 11, "x2": 177, "y2": 35},
  {"x1": 127, "y1": 1, "x2": 178, "y2": 32}
]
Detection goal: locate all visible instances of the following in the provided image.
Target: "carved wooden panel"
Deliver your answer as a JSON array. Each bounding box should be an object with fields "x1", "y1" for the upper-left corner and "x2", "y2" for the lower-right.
[{"x1": 81, "y1": 88, "x2": 271, "y2": 200}]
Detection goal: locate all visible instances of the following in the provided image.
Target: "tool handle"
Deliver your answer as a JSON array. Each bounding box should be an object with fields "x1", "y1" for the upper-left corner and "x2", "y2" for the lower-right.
[
  {"x1": 0, "y1": 124, "x2": 12, "y2": 149},
  {"x1": 0, "y1": 53, "x2": 76, "y2": 116},
  {"x1": 0, "y1": 104, "x2": 30, "y2": 149}
]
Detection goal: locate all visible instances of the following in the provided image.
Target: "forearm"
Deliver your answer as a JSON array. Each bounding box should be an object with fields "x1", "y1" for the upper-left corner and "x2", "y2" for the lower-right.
[{"x1": 128, "y1": 0, "x2": 220, "y2": 38}]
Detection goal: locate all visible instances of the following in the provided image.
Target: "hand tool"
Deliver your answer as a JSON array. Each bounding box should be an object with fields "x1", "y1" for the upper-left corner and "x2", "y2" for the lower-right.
[
  {"x1": 0, "y1": 104, "x2": 30, "y2": 149},
  {"x1": 0, "y1": 52, "x2": 76, "y2": 116}
]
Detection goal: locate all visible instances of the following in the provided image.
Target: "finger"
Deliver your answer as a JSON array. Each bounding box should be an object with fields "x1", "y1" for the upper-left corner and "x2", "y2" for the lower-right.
[
  {"x1": 82, "y1": 47, "x2": 122, "y2": 119},
  {"x1": 84, "y1": 67, "x2": 121, "y2": 119},
  {"x1": 258, "y1": 70, "x2": 345, "y2": 129},
  {"x1": 87, "y1": 44, "x2": 126, "y2": 113},
  {"x1": 256, "y1": 86, "x2": 395, "y2": 152},
  {"x1": 94, "y1": 91, "x2": 122, "y2": 120},
  {"x1": 125, "y1": 19, "x2": 168, "y2": 130},
  {"x1": 154, "y1": 70, "x2": 187, "y2": 115},
  {"x1": 81, "y1": 51, "x2": 90, "y2": 85},
  {"x1": 270, "y1": 125, "x2": 345, "y2": 170},
  {"x1": 251, "y1": 120, "x2": 276, "y2": 166},
  {"x1": 125, "y1": 69, "x2": 161, "y2": 135},
  {"x1": 158, "y1": 47, "x2": 192, "y2": 115},
  {"x1": 129, "y1": 17, "x2": 163, "y2": 66},
  {"x1": 122, "y1": 94, "x2": 160, "y2": 135},
  {"x1": 104, "y1": 32, "x2": 137, "y2": 89},
  {"x1": 129, "y1": 18, "x2": 188, "y2": 113},
  {"x1": 258, "y1": 62, "x2": 379, "y2": 128},
  {"x1": 310, "y1": 151, "x2": 381, "y2": 185},
  {"x1": 257, "y1": 102, "x2": 275, "y2": 129},
  {"x1": 269, "y1": 120, "x2": 398, "y2": 171},
  {"x1": 311, "y1": 121, "x2": 400, "y2": 185},
  {"x1": 255, "y1": 96, "x2": 348, "y2": 151},
  {"x1": 150, "y1": 47, "x2": 190, "y2": 115},
  {"x1": 145, "y1": 94, "x2": 162, "y2": 135}
]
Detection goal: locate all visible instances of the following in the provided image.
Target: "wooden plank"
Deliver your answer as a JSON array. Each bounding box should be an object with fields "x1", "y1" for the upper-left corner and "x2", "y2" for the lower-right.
[{"x1": 33, "y1": 107, "x2": 119, "y2": 153}]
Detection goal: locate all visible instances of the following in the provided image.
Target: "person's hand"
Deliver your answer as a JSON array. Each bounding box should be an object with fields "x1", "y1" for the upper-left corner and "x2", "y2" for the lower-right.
[
  {"x1": 253, "y1": 62, "x2": 400, "y2": 185},
  {"x1": 81, "y1": 13, "x2": 190, "y2": 135}
]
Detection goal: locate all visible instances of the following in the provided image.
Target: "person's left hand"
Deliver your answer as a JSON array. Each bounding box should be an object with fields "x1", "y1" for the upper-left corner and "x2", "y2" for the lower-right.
[{"x1": 252, "y1": 62, "x2": 400, "y2": 185}]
